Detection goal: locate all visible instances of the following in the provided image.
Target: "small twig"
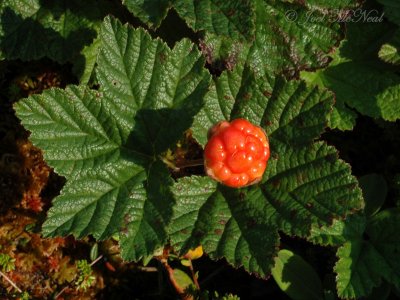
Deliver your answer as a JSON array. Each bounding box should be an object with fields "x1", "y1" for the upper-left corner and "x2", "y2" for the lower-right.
[
  {"x1": 90, "y1": 255, "x2": 103, "y2": 267},
  {"x1": 187, "y1": 261, "x2": 200, "y2": 290},
  {"x1": 136, "y1": 266, "x2": 158, "y2": 272},
  {"x1": 160, "y1": 259, "x2": 194, "y2": 300},
  {"x1": 0, "y1": 270, "x2": 22, "y2": 293},
  {"x1": 54, "y1": 286, "x2": 68, "y2": 300},
  {"x1": 161, "y1": 156, "x2": 204, "y2": 172},
  {"x1": 175, "y1": 159, "x2": 204, "y2": 169}
]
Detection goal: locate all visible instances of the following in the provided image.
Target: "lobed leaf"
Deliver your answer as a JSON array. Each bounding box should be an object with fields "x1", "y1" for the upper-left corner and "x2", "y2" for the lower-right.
[
  {"x1": 378, "y1": 30, "x2": 400, "y2": 66},
  {"x1": 168, "y1": 176, "x2": 217, "y2": 250},
  {"x1": 247, "y1": 0, "x2": 343, "y2": 77},
  {"x1": 122, "y1": 0, "x2": 171, "y2": 28},
  {"x1": 379, "y1": 43, "x2": 400, "y2": 65},
  {"x1": 0, "y1": 1, "x2": 96, "y2": 61},
  {"x1": 189, "y1": 67, "x2": 363, "y2": 275},
  {"x1": 15, "y1": 16, "x2": 210, "y2": 260},
  {"x1": 367, "y1": 208, "x2": 400, "y2": 290},
  {"x1": 173, "y1": 1, "x2": 255, "y2": 42},
  {"x1": 0, "y1": 0, "x2": 123, "y2": 83},
  {"x1": 13, "y1": 11, "x2": 364, "y2": 279},
  {"x1": 309, "y1": 213, "x2": 366, "y2": 247},
  {"x1": 123, "y1": 0, "x2": 255, "y2": 41},
  {"x1": 123, "y1": 0, "x2": 358, "y2": 77},
  {"x1": 260, "y1": 141, "x2": 362, "y2": 237},
  {"x1": 193, "y1": 69, "x2": 333, "y2": 147},
  {"x1": 335, "y1": 208, "x2": 400, "y2": 298},
  {"x1": 169, "y1": 176, "x2": 279, "y2": 278},
  {"x1": 72, "y1": 35, "x2": 102, "y2": 85},
  {"x1": 301, "y1": 21, "x2": 400, "y2": 129},
  {"x1": 335, "y1": 240, "x2": 389, "y2": 299}
]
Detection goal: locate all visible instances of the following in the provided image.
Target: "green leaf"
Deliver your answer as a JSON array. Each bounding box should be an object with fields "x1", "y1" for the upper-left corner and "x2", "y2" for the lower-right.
[
  {"x1": 123, "y1": 0, "x2": 255, "y2": 42},
  {"x1": 259, "y1": 141, "x2": 362, "y2": 238},
  {"x1": 192, "y1": 64, "x2": 258, "y2": 147},
  {"x1": 359, "y1": 174, "x2": 387, "y2": 217},
  {"x1": 271, "y1": 249, "x2": 323, "y2": 300},
  {"x1": 0, "y1": 0, "x2": 100, "y2": 62},
  {"x1": 14, "y1": 16, "x2": 210, "y2": 261},
  {"x1": 72, "y1": 35, "x2": 102, "y2": 85},
  {"x1": 199, "y1": 0, "x2": 353, "y2": 78},
  {"x1": 302, "y1": 0, "x2": 358, "y2": 9},
  {"x1": 122, "y1": 0, "x2": 171, "y2": 28},
  {"x1": 196, "y1": 70, "x2": 362, "y2": 237},
  {"x1": 169, "y1": 176, "x2": 217, "y2": 250},
  {"x1": 309, "y1": 213, "x2": 366, "y2": 246},
  {"x1": 367, "y1": 209, "x2": 400, "y2": 290},
  {"x1": 379, "y1": 43, "x2": 400, "y2": 65},
  {"x1": 193, "y1": 69, "x2": 332, "y2": 147},
  {"x1": 0, "y1": 253, "x2": 15, "y2": 272},
  {"x1": 0, "y1": 0, "x2": 123, "y2": 82},
  {"x1": 335, "y1": 209, "x2": 400, "y2": 298},
  {"x1": 248, "y1": 0, "x2": 343, "y2": 77},
  {"x1": 173, "y1": 1, "x2": 255, "y2": 42},
  {"x1": 90, "y1": 243, "x2": 99, "y2": 262},
  {"x1": 301, "y1": 21, "x2": 400, "y2": 129},
  {"x1": 125, "y1": 0, "x2": 356, "y2": 77},
  {"x1": 307, "y1": 62, "x2": 400, "y2": 120},
  {"x1": 187, "y1": 69, "x2": 363, "y2": 276},
  {"x1": 96, "y1": 17, "x2": 210, "y2": 153},
  {"x1": 119, "y1": 160, "x2": 175, "y2": 261},
  {"x1": 200, "y1": 33, "x2": 250, "y2": 72},
  {"x1": 172, "y1": 268, "x2": 195, "y2": 291},
  {"x1": 335, "y1": 239, "x2": 390, "y2": 299},
  {"x1": 329, "y1": 102, "x2": 358, "y2": 131},
  {"x1": 378, "y1": 30, "x2": 400, "y2": 66},
  {"x1": 170, "y1": 176, "x2": 280, "y2": 278},
  {"x1": 300, "y1": 70, "x2": 357, "y2": 131}
]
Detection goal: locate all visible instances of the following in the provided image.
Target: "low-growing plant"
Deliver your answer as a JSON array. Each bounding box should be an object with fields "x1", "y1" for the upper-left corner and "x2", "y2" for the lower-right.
[
  {"x1": 75, "y1": 260, "x2": 96, "y2": 291},
  {"x1": 0, "y1": 254, "x2": 15, "y2": 273}
]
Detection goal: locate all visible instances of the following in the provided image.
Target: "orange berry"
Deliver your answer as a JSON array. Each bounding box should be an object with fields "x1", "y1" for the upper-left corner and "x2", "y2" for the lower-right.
[
  {"x1": 204, "y1": 118, "x2": 270, "y2": 188},
  {"x1": 204, "y1": 136, "x2": 226, "y2": 161}
]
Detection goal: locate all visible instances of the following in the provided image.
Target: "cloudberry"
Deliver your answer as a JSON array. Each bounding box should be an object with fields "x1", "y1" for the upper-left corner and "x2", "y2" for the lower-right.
[{"x1": 204, "y1": 119, "x2": 270, "y2": 188}]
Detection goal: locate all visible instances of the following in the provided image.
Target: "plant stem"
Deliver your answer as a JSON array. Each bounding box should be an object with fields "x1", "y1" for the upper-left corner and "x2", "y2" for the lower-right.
[
  {"x1": 175, "y1": 159, "x2": 204, "y2": 169},
  {"x1": 188, "y1": 261, "x2": 200, "y2": 290},
  {"x1": 0, "y1": 270, "x2": 22, "y2": 293},
  {"x1": 160, "y1": 259, "x2": 194, "y2": 300},
  {"x1": 90, "y1": 255, "x2": 103, "y2": 266},
  {"x1": 54, "y1": 286, "x2": 68, "y2": 299},
  {"x1": 161, "y1": 156, "x2": 204, "y2": 171}
]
